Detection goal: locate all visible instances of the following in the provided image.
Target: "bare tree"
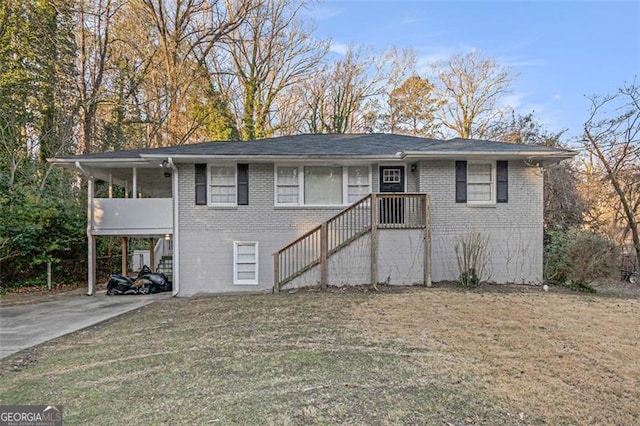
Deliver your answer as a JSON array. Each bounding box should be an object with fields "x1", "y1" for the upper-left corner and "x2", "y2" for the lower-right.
[
  {"x1": 583, "y1": 81, "x2": 640, "y2": 270},
  {"x1": 76, "y1": 0, "x2": 121, "y2": 154},
  {"x1": 305, "y1": 45, "x2": 383, "y2": 133},
  {"x1": 491, "y1": 111, "x2": 587, "y2": 231},
  {"x1": 98, "y1": 2, "x2": 161, "y2": 150},
  {"x1": 270, "y1": 84, "x2": 308, "y2": 136},
  {"x1": 433, "y1": 51, "x2": 517, "y2": 139},
  {"x1": 378, "y1": 47, "x2": 416, "y2": 133},
  {"x1": 544, "y1": 160, "x2": 587, "y2": 231},
  {"x1": 138, "y1": 0, "x2": 253, "y2": 146},
  {"x1": 213, "y1": 0, "x2": 328, "y2": 140},
  {"x1": 580, "y1": 154, "x2": 622, "y2": 240}
]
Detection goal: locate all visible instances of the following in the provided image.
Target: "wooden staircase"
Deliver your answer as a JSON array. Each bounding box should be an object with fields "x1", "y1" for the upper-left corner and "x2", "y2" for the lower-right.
[{"x1": 273, "y1": 193, "x2": 431, "y2": 292}]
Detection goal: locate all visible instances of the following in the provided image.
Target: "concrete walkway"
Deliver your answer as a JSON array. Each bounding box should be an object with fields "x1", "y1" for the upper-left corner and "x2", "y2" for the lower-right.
[{"x1": 0, "y1": 292, "x2": 170, "y2": 359}]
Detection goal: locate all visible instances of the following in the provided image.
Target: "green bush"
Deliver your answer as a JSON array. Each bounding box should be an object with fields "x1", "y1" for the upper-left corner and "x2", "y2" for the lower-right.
[
  {"x1": 544, "y1": 228, "x2": 618, "y2": 291},
  {"x1": 0, "y1": 176, "x2": 86, "y2": 288}
]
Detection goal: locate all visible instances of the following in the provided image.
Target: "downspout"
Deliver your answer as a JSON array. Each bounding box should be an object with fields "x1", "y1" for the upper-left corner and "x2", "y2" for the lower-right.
[
  {"x1": 75, "y1": 162, "x2": 95, "y2": 296},
  {"x1": 167, "y1": 157, "x2": 180, "y2": 296},
  {"x1": 132, "y1": 167, "x2": 137, "y2": 198}
]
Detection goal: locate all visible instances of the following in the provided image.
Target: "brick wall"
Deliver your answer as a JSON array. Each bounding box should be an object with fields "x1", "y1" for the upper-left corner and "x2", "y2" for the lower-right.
[
  {"x1": 419, "y1": 160, "x2": 544, "y2": 283},
  {"x1": 176, "y1": 159, "x2": 544, "y2": 295},
  {"x1": 178, "y1": 163, "x2": 349, "y2": 295}
]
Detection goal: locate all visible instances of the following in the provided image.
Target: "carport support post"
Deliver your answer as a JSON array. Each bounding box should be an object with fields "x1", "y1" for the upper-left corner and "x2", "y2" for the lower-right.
[
  {"x1": 149, "y1": 238, "x2": 155, "y2": 272},
  {"x1": 87, "y1": 177, "x2": 96, "y2": 296},
  {"x1": 132, "y1": 168, "x2": 137, "y2": 198},
  {"x1": 121, "y1": 237, "x2": 128, "y2": 275}
]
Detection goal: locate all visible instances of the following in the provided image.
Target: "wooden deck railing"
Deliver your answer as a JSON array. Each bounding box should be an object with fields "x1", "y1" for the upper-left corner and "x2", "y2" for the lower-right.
[{"x1": 273, "y1": 193, "x2": 431, "y2": 292}]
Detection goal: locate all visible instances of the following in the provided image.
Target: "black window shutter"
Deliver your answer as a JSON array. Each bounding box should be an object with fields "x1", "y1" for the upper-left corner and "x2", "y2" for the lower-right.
[
  {"x1": 195, "y1": 163, "x2": 207, "y2": 205},
  {"x1": 496, "y1": 160, "x2": 508, "y2": 203},
  {"x1": 455, "y1": 161, "x2": 467, "y2": 203},
  {"x1": 237, "y1": 163, "x2": 249, "y2": 205}
]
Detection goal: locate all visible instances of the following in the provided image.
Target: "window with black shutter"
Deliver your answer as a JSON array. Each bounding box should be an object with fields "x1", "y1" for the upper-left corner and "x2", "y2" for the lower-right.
[
  {"x1": 455, "y1": 160, "x2": 508, "y2": 204},
  {"x1": 455, "y1": 161, "x2": 467, "y2": 203},
  {"x1": 196, "y1": 163, "x2": 250, "y2": 206},
  {"x1": 496, "y1": 161, "x2": 508, "y2": 203},
  {"x1": 237, "y1": 164, "x2": 249, "y2": 205}
]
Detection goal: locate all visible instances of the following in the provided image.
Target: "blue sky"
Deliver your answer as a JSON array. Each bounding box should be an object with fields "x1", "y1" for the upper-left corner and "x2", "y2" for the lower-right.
[{"x1": 308, "y1": 0, "x2": 640, "y2": 142}]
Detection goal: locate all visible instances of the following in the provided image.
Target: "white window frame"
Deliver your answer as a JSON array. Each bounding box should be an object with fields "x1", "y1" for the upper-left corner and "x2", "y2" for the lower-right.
[
  {"x1": 382, "y1": 168, "x2": 401, "y2": 184},
  {"x1": 274, "y1": 166, "x2": 301, "y2": 205},
  {"x1": 466, "y1": 161, "x2": 496, "y2": 205},
  {"x1": 346, "y1": 165, "x2": 371, "y2": 203},
  {"x1": 233, "y1": 241, "x2": 258, "y2": 285},
  {"x1": 208, "y1": 164, "x2": 237, "y2": 207},
  {"x1": 304, "y1": 165, "x2": 344, "y2": 206},
  {"x1": 274, "y1": 164, "x2": 371, "y2": 207}
]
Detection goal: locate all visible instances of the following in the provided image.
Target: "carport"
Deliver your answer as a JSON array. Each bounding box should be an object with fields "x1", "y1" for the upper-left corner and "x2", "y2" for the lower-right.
[{"x1": 48, "y1": 155, "x2": 180, "y2": 295}]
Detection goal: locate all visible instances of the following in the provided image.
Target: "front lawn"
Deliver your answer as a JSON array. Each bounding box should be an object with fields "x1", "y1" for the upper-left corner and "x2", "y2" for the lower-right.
[{"x1": 1, "y1": 286, "x2": 639, "y2": 425}]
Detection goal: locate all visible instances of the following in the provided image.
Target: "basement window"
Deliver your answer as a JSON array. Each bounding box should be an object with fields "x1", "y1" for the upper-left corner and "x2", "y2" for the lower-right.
[{"x1": 233, "y1": 242, "x2": 258, "y2": 285}]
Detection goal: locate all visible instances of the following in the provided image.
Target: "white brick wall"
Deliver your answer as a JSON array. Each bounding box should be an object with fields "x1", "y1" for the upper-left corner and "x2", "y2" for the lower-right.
[
  {"x1": 178, "y1": 163, "x2": 349, "y2": 295},
  {"x1": 283, "y1": 229, "x2": 426, "y2": 290},
  {"x1": 419, "y1": 160, "x2": 544, "y2": 283},
  {"x1": 175, "y1": 159, "x2": 544, "y2": 295}
]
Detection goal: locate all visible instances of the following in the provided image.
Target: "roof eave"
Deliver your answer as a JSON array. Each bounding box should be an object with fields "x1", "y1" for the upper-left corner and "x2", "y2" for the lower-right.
[
  {"x1": 49, "y1": 148, "x2": 578, "y2": 168},
  {"x1": 402, "y1": 150, "x2": 577, "y2": 163},
  {"x1": 48, "y1": 157, "x2": 161, "y2": 168},
  {"x1": 139, "y1": 154, "x2": 405, "y2": 162}
]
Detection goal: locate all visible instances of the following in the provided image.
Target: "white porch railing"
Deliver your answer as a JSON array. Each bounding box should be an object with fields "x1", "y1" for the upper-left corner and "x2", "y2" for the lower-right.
[
  {"x1": 154, "y1": 238, "x2": 173, "y2": 262},
  {"x1": 92, "y1": 198, "x2": 173, "y2": 235}
]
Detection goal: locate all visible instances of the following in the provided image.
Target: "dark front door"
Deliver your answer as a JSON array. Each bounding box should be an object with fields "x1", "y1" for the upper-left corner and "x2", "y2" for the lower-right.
[{"x1": 379, "y1": 166, "x2": 405, "y2": 224}]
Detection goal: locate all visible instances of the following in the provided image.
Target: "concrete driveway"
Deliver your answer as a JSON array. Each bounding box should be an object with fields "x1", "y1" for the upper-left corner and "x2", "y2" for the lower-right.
[{"x1": 0, "y1": 292, "x2": 170, "y2": 359}]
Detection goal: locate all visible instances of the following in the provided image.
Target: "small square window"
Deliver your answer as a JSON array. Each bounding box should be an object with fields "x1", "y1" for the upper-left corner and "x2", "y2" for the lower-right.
[{"x1": 382, "y1": 169, "x2": 401, "y2": 184}]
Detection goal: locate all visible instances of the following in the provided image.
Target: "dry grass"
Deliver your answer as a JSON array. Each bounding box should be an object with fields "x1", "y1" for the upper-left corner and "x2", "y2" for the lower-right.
[
  {"x1": 1, "y1": 285, "x2": 639, "y2": 425},
  {"x1": 351, "y1": 288, "x2": 640, "y2": 424}
]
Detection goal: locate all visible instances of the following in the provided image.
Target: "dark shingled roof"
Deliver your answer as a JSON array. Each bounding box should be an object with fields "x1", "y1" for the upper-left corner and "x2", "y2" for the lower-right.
[{"x1": 51, "y1": 133, "x2": 576, "y2": 161}]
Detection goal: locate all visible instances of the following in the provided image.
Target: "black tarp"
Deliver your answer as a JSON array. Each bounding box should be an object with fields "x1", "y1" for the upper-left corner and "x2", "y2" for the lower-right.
[{"x1": 106, "y1": 265, "x2": 172, "y2": 295}]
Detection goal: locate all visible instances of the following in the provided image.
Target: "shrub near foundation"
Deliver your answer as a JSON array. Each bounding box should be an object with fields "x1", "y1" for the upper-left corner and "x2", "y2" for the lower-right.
[
  {"x1": 544, "y1": 228, "x2": 618, "y2": 291},
  {"x1": 455, "y1": 232, "x2": 490, "y2": 287}
]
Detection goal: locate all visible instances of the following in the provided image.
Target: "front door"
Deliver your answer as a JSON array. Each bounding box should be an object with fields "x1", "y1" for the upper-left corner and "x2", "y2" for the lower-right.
[{"x1": 379, "y1": 166, "x2": 405, "y2": 224}]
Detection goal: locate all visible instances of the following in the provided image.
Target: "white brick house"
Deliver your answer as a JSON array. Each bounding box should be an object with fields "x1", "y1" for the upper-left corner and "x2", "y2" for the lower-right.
[{"x1": 49, "y1": 134, "x2": 576, "y2": 296}]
